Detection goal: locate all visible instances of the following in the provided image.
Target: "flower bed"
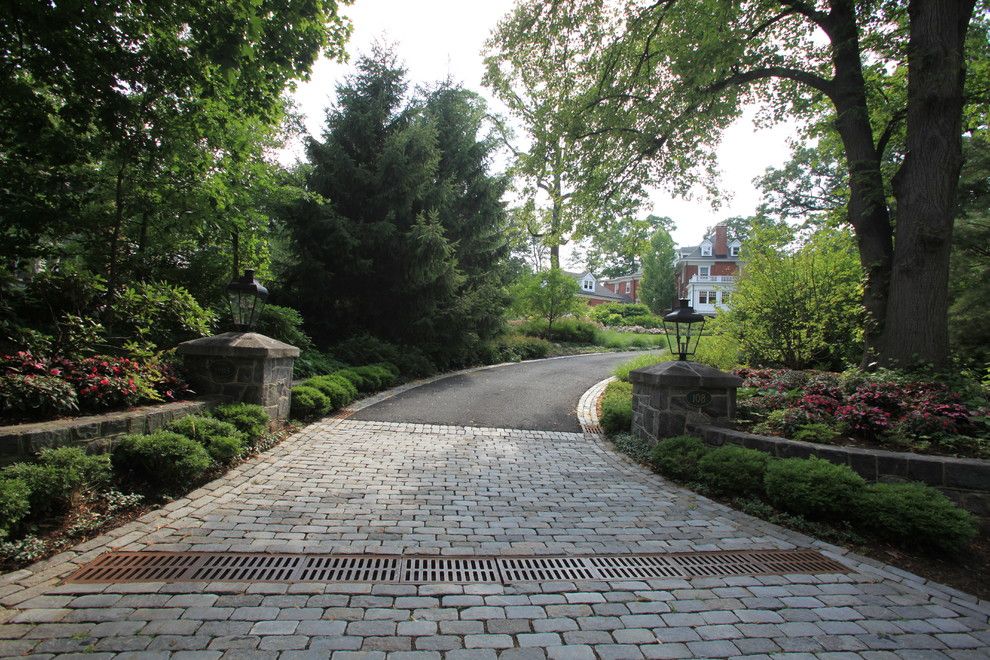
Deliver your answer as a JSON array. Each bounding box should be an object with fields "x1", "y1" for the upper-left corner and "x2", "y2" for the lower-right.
[
  {"x1": 1, "y1": 351, "x2": 192, "y2": 424},
  {"x1": 734, "y1": 367, "x2": 989, "y2": 459}
]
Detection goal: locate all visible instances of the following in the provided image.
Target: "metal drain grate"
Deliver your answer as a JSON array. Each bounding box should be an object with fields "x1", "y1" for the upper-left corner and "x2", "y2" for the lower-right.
[{"x1": 67, "y1": 549, "x2": 848, "y2": 584}]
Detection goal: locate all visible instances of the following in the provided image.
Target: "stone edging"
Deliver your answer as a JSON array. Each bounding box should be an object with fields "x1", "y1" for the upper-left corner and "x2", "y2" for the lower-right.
[
  {"x1": 577, "y1": 378, "x2": 990, "y2": 616},
  {"x1": 576, "y1": 376, "x2": 614, "y2": 434}
]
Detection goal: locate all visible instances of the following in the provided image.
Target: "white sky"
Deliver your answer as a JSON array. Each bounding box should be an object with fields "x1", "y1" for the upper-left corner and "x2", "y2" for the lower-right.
[{"x1": 287, "y1": 0, "x2": 798, "y2": 265}]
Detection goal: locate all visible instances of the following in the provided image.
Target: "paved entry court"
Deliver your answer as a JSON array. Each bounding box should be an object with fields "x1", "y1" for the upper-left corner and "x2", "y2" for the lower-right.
[{"x1": 1, "y1": 416, "x2": 988, "y2": 658}]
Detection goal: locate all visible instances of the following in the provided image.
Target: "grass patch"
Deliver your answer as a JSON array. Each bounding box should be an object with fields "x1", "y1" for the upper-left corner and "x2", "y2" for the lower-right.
[{"x1": 593, "y1": 328, "x2": 666, "y2": 349}]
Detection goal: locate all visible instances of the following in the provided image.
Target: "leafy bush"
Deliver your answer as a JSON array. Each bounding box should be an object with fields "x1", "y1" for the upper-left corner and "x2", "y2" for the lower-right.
[
  {"x1": 0, "y1": 373, "x2": 79, "y2": 421},
  {"x1": 294, "y1": 349, "x2": 347, "y2": 379},
  {"x1": 520, "y1": 317, "x2": 598, "y2": 343},
  {"x1": 0, "y1": 477, "x2": 30, "y2": 539},
  {"x1": 166, "y1": 415, "x2": 245, "y2": 465},
  {"x1": 1, "y1": 448, "x2": 110, "y2": 518},
  {"x1": 856, "y1": 482, "x2": 978, "y2": 554},
  {"x1": 333, "y1": 368, "x2": 370, "y2": 393},
  {"x1": 594, "y1": 329, "x2": 666, "y2": 349},
  {"x1": 332, "y1": 334, "x2": 435, "y2": 378},
  {"x1": 793, "y1": 423, "x2": 840, "y2": 444},
  {"x1": 57, "y1": 356, "x2": 145, "y2": 411},
  {"x1": 256, "y1": 304, "x2": 315, "y2": 353},
  {"x1": 109, "y1": 282, "x2": 215, "y2": 352},
  {"x1": 501, "y1": 334, "x2": 552, "y2": 360},
  {"x1": 305, "y1": 375, "x2": 356, "y2": 410},
  {"x1": 590, "y1": 303, "x2": 663, "y2": 328},
  {"x1": 111, "y1": 431, "x2": 212, "y2": 496},
  {"x1": 600, "y1": 381, "x2": 633, "y2": 436},
  {"x1": 650, "y1": 435, "x2": 710, "y2": 482},
  {"x1": 698, "y1": 445, "x2": 770, "y2": 497},
  {"x1": 615, "y1": 352, "x2": 669, "y2": 382},
  {"x1": 764, "y1": 457, "x2": 866, "y2": 520},
  {"x1": 212, "y1": 403, "x2": 270, "y2": 445},
  {"x1": 290, "y1": 385, "x2": 331, "y2": 420}
]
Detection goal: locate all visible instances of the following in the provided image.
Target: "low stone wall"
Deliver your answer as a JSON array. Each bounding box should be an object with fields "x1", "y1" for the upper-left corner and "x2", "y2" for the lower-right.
[
  {"x1": 0, "y1": 398, "x2": 220, "y2": 464},
  {"x1": 690, "y1": 423, "x2": 990, "y2": 529}
]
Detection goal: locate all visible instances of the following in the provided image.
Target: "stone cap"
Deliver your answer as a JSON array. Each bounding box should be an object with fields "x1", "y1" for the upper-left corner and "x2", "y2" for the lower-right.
[
  {"x1": 177, "y1": 332, "x2": 300, "y2": 359},
  {"x1": 629, "y1": 360, "x2": 743, "y2": 388}
]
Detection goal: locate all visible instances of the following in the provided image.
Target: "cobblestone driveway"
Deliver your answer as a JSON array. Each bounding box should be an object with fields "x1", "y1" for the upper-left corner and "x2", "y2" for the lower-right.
[{"x1": 1, "y1": 419, "x2": 988, "y2": 658}]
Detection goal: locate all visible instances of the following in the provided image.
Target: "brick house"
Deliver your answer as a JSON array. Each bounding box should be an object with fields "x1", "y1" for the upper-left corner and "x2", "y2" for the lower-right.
[
  {"x1": 566, "y1": 271, "x2": 633, "y2": 306},
  {"x1": 674, "y1": 224, "x2": 742, "y2": 315},
  {"x1": 600, "y1": 272, "x2": 643, "y2": 303}
]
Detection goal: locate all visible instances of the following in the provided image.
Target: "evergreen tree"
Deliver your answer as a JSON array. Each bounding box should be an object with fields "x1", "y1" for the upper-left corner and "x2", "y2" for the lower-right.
[
  {"x1": 282, "y1": 48, "x2": 510, "y2": 367},
  {"x1": 640, "y1": 228, "x2": 677, "y2": 314}
]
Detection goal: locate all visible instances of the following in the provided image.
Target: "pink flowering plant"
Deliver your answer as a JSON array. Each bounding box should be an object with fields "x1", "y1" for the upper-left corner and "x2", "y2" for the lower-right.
[{"x1": 733, "y1": 367, "x2": 988, "y2": 458}]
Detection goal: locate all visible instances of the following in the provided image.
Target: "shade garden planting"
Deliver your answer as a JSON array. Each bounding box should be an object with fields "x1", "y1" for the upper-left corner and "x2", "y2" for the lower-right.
[
  {"x1": 600, "y1": 354, "x2": 989, "y2": 599},
  {"x1": 0, "y1": 403, "x2": 277, "y2": 570}
]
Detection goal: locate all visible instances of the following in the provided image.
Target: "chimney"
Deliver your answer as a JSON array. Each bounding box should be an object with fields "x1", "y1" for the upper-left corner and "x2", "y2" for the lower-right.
[{"x1": 713, "y1": 224, "x2": 728, "y2": 257}]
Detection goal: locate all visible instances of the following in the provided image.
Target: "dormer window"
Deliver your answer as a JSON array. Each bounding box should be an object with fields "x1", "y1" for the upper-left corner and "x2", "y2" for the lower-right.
[
  {"x1": 701, "y1": 240, "x2": 712, "y2": 257},
  {"x1": 582, "y1": 278, "x2": 595, "y2": 292},
  {"x1": 729, "y1": 239, "x2": 742, "y2": 257}
]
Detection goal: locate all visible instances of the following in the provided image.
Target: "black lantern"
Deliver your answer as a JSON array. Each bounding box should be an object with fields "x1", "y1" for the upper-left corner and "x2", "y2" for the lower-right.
[
  {"x1": 663, "y1": 298, "x2": 706, "y2": 361},
  {"x1": 227, "y1": 269, "x2": 268, "y2": 331}
]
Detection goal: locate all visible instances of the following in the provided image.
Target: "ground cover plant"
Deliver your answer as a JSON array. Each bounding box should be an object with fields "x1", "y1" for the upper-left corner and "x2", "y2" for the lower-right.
[
  {"x1": 0, "y1": 403, "x2": 278, "y2": 570},
  {"x1": 736, "y1": 367, "x2": 990, "y2": 458}
]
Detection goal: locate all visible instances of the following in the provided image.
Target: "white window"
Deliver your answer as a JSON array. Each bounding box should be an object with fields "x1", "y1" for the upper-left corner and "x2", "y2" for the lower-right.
[
  {"x1": 699, "y1": 266, "x2": 710, "y2": 277},
  {"x1": 582, "y1": 278, "x2": 594, "y2": 291},
  {"x1": 698, "y1": 290, "x2": 716, "y2": 305},
  {"x1": 701, "y1": 241, "x2": 712, "y2": 256},
  {"x1": 730, "y1": 245, "x2": 740, "y2": 256},
  {"x1": 625, "y1": 281, "x2": 631, "y2": 293}
]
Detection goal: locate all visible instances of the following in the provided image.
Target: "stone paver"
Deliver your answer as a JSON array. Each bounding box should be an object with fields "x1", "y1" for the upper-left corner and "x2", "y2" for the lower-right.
[{"x1": 0, "y1": 418, "x2": 987, "y2": 658}]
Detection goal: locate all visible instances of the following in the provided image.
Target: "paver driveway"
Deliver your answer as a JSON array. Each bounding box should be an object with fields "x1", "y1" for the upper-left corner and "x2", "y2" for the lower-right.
[{"x1": 1, "y1": 371, "x2": 989, "y2": 658}]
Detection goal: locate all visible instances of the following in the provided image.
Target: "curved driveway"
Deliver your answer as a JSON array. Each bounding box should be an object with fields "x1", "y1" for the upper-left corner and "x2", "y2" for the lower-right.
[{"x1": 352, "y1": 351, "x2": 645, "y2": 431}]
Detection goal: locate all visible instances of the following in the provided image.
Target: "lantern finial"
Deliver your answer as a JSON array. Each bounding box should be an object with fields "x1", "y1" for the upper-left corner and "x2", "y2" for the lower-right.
[{"x1": 663, "y1": 299, "x2": 706, "y2": 361}]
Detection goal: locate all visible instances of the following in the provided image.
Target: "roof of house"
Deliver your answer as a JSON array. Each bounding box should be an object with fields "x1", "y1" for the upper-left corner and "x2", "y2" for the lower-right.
[
  {"x1": 676, "y1": 243, "x2": 742, "y2": 262},
  {"x1": 564, "y1": 271, "x2": 633, "y2": 302}
]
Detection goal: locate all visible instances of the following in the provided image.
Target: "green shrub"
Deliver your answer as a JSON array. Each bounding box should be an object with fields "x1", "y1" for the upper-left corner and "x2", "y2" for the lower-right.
[
  {"x1": 212, "y1": 403, "x2": 270, "y2": 446},
  {"x1": 615, "y1": 352, "x2": 670, "y2": 382},
  {"x1": 166, "y1": 415, "x2": 245, "y2": 464},
  {"x1": 352, "y1": 364, "x2": 396, "y2": 391},
  {"x1": 793, "y1": 423, "x2": 840, "y2": 444},
  {"x1": 37, "y1": 446, "x2": 112, "y2": 492},
  {"x1": 0, "y1": 477, "x2": 30, "y2": 539},
  {"x1": 764, "y1": 457, "x2": 866, "y2": 520},
  {"x1": 109, "y1": 282, "x2": 214, "y2": 352},
  {"x1": 111, "y1": 431, "x2": 212, "y2": 496},
  {"x1": 856, "y1": 482, "x2": 978, "y2": 554},
  {"x1": 520, "y1": 317, "x2": 598, "y2": 343},
  {"x1": 290, "y1": 385, "x2": 331, "y2": 420},
  {"x1": 0, "y1": 374, "x2": 79, "y2": 421},
  {"x1": 594, "y1": 329, "x2": 666, "y2": 349},
  {"x1": 650, "y1": 435, "x2": 710, "y2": 482},
  {"x1": 371, "y1": 362, "x2": 400, "y2": 378},
  {"x1": 502, "y1": 335, "x2": 551, "y2": 360},
  {"x1": 305, "y1": 375, "x2": 356, "y2": 410},
  {"x1": 600, "y1": 381, "x2": 633, "y2": 436},
  {"x1": 333, "y1": 369, "x2": 370, "y2": 393},
  {"x1": 331, "y1": 334, "x2": 436, "y2": 378},
  {"x1": 256, "y1": 304, "x2": 315, "y2": 353},
  {"x1": 294, "y1": 349, "x2": 346, "y2": 379},
  {"x1": 698, "y1": 445, "x2": 770, "y2": 497}
]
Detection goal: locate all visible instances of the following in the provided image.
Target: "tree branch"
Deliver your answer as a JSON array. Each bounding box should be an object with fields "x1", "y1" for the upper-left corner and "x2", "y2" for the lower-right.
[{"x1": 875, "y1": 108, "x2": 907, "y2": 156}]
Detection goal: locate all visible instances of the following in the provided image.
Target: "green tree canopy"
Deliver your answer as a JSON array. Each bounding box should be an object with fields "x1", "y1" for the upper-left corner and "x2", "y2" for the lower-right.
[
  {"x1": 510, "y1": 268, "x2": 584, "y2": 340},
  {"x1": 639, "y1": 227, "x2": 677, "y2": 314}
]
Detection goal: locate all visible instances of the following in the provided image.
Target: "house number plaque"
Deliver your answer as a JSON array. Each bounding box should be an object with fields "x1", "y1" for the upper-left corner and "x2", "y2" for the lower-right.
[{"x1": 685, "y1": 390, "x2": 712, "y2": 407}]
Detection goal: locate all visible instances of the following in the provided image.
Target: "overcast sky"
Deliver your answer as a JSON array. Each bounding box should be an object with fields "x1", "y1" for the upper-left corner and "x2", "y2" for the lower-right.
[{"x1": 287, "y1": 0, "x2": 797, "y2": 263}]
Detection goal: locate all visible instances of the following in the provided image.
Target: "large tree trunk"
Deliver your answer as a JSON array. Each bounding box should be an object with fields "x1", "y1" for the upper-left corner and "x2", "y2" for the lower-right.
[
  {"x1": 825, "y1": 0, "x2": 894, "y2": 367},
  {"x1": 881, "y1": 0, "x2": 975, "y2": 368}
]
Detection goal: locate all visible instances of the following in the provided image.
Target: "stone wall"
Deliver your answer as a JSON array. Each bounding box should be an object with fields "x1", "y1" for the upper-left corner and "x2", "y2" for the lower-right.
[
  {"x1": 690, "y1": 423, "x2": 990, "y2": 530},
  {"x1": 0, "y1": 398, "x2": 219, "y2": 464}
]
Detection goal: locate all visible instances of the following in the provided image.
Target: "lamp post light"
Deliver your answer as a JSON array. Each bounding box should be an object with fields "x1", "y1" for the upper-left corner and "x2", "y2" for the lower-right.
[
  {"x1": 663, "y1": 298, "x2": 706, "y2": 361},
  {"x1": 226, "y1": 269, "x2": 268, "y2": 331}
]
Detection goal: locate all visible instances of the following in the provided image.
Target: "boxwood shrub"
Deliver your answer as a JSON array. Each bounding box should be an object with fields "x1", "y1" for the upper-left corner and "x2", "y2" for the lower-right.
[
  {"x1": 305, "y1": 375, "x2": 356, "y2": 410},
  {"x1": 166, "y1": 415, "x2": 245, "y2": 465},
  {"x1": 765, "y1": 457, "x2": 866, "y2": 520},
  {"x1": 856, "y1": 482, "x2": 978, "y2": 554},
  {"x1": 212, "y1": 403, "x2": 269, "y2": 446},
  {"x1": 290, "y1": 385, "x2": 331, "y2": 420},
  {"x1": 600, "y1": 381, "x2": 633, "y2": 436},
  {"x1": 332, "y1": 369, "x2": 369, "y2": 393},
  {"x1": 0, "y1": 447, "x2": 111, "y2": 518},
  {"x1": 698, "y1": 445, "x2": 770, "y2": 497},
  {"x1": 111, "y1": 431, "x2": 212, "y2": 496},
  {"x1": 650, "y1": 435, "x2": 710, "y2": 482}
]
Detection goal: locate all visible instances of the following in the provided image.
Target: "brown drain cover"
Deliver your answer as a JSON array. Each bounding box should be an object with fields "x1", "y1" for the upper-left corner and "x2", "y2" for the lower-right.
[{"x1": 67, "y1": 549, "x2": 847, "y2": 584}]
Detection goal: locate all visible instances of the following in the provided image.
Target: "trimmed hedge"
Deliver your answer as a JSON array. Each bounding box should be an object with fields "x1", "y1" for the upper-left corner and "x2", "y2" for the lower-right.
[
  {"x1": 305, "y1": 375, "x2": 356, "y2": 410},
  {"x1": 765, "y1": 457, "x2": 866, "y2": 520},
  {"x1": 650, "y1": 435, "x2": 710, "y2": 482},
  {"x1": 111, "y1": 431, "x2": 212, "y2": 496},
  {"x1": 290, "y1": 385, "x2": 331, "y2": 420},
  {"x1": 166, "y1": 415, "x2": 245, "y2": 465},
  {"x1": 601, "y1": 381, "x2": 633, "y2": 436},
  {"x1": 856, "y1": 482, "x2": 978, "y2": 554},
  {"x1": 698, "y1": 445, "x2": 769, "y2": 497},
  {"x1": 0, "y1": 477, "x2": 30, "y2": 539},
  {"x1": 212, "y1": 403, "x2": 269, "y2": 446},
  {"x1": 1, "y1": 447, "x2": 111, "y2": 518}
]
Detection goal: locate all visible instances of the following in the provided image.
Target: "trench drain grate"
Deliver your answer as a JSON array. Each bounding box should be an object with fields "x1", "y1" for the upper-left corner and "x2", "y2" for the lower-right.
[{"x1": 67, "y1": 549, "x2": 847, "y2": 584}]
